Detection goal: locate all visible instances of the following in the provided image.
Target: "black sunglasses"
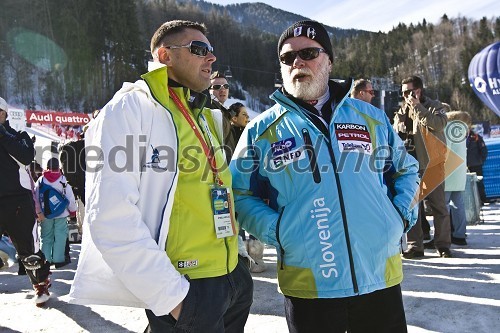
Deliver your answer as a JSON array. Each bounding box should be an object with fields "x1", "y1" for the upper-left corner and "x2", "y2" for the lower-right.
[
  {"x1": 279, "y1": 47, "x2": 326, "y2": 66},
  {"x1": 211, "y1": 84, "x2": 229, "y2": 90},
  {"x1": 402, "y1": 89, "x2": 416, "y2": 97},
  {"x1": 166, "y1": 40, "x2": 214, "y2": 57}
]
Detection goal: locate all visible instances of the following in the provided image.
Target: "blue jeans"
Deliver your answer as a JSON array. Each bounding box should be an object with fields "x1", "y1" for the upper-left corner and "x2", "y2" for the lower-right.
[
  {"x1": 0, "y1": 235, "x2": 17, "y2": 262},
  {"x1": 145, "y1": 256, "x2": 253, "y2": 333},
  {"x1": 445, "y1": 191, "x2": 467, "y2": 238}
]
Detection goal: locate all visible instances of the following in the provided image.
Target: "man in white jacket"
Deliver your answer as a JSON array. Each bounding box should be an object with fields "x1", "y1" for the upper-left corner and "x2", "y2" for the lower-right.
[{"x1": 70, "y1": 20, "x2": 252, "y2": 333}]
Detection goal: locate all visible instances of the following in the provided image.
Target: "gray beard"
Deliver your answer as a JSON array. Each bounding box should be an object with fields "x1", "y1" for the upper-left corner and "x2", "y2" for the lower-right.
[{"x1": 282, "y1": 62, "x2": 330, "y2": 100}]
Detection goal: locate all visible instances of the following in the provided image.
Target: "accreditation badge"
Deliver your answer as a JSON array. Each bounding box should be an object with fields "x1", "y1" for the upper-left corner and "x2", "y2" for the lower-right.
[{"x1": 210, "y1": 186, "x2": 236, "y2": 238}]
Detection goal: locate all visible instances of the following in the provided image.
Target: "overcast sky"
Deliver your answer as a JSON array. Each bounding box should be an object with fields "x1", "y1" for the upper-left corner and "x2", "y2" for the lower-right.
[{"x1": 208, "y1": 0, "x2": 500, "y2": 32}]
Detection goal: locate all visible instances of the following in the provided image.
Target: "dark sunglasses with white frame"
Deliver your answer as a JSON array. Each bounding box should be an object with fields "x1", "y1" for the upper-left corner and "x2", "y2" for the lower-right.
[
  {"x1": 210, "y1": 84, "x2": 229, "y2": 90},
  {"x1": 165, "y1": 40, "x2": 214, "y2": 57}
]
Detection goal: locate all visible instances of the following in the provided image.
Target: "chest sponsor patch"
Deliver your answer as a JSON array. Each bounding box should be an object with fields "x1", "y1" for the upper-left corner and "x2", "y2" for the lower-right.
[
  {"x1": 269, "y1": 137, "x2": 305, "y2": 170},
  {"x1": 335, "y1": 123, "x2": 372, "y2": 155},
  {"x1": 270, "y1": 147, "x2": 306, "y2": 169},
  {"x1": 271, "y1": 137, "x2": 296, "y2": 156}
]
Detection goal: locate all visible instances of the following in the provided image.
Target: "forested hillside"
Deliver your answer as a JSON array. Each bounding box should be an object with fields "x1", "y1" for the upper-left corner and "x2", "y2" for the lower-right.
[
  {"x1": 0, "y1": 0, "x2": 498, "y2": 122},
  {"x1": 177, "y1": 0, "x2": 362, "y2": 37}
]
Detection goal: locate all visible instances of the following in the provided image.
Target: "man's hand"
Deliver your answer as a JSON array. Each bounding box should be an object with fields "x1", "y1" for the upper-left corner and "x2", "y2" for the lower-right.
[
  {"x1": 170, "y1": 301, "x2": 183, "y2": 320},
  {"x1": 405, "y1": 93, "x2": 420, "y2": 109}
]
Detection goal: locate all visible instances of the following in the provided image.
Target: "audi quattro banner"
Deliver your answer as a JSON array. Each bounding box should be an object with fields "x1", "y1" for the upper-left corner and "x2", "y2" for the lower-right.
[{"x1": 26, "y1": 110, "x2": 91, "y2": 126}]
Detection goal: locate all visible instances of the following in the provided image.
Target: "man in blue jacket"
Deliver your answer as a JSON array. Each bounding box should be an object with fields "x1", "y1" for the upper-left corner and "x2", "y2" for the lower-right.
[
  {"x1": 0, "y1": 97, "x2": 52, "y2": 306},
  {"x1": 230, "y1": 21, "x2": 419, "y2": 333}
]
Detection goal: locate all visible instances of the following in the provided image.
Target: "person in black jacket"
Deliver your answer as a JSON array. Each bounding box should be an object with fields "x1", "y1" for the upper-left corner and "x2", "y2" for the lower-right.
[
  {"x1": 466, "y1": 128, "x2": 488, "y2": 203},
  {"x1": 228, "y1": 102, "x2": 250, "y2": 146},
  {"x1": 208, "y1": 71, "x2": 236, "y2": 163},
  {"x1": 0, "y1": 97, "x2": 51, "y2": 306}
]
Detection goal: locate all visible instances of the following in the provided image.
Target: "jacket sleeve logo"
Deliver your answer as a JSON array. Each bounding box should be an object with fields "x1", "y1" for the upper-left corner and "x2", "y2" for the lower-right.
[{"x1": 143, "y1": 145, "x2": 169, "y2": 170}]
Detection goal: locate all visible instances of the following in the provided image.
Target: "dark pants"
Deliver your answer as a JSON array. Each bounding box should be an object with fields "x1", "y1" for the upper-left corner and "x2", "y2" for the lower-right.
[
  {"x1": 408, "y1": 166, "x2": 451, "y2": 251},
  {"x1": 0, "y1": 193, "x2": 50, "y2": 284},
  {"x1": 145, "y1": 256, "x2": 253, "y2": 333},
  {"x1": 421, "y1": 201, "x2": 431, "y2": 235},
  {"x1": 284, "y1": 284, "x2": 407, "y2": 333},
  {"x1": 469, "y1": 165, "x2": 488, "y2": 204}
]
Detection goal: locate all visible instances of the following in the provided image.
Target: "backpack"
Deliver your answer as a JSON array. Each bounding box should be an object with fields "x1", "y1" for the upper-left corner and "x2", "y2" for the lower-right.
[
  {"x1": 39, "y1": 179, "x2": 69, "y2": 219},
  {"x1": 59, "y1": 139, "x2": 85, "y2": 200}
]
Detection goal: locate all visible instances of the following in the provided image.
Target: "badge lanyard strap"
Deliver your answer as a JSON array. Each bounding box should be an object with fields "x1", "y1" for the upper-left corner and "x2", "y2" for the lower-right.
[{"x1": 168, "y1": 87, "x2": 223, "y2": 186}]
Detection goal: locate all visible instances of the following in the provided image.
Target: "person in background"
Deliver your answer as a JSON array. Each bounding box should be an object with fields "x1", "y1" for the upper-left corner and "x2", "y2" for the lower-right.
[
  {"x1": 210, "y1": 71, "x2": 236, "y2": 163},
  {"x1": 0, "y1": 230, "x2": 17, "y2": 269},
  {"x1": 228, "y1": 102, "x2": 249, "y2": 145},
  {"x1": 210, "y1": 71, "x2": 230, "y2": 106},
  {"x1": 69, "y1": 20, "x2": 252, "y2": 333},
  {"x1": 466, "y1": 126, "x2": 488, "y2": 204},
  {"x1": 59, "y1": 136, "x2": 86, "y2": 244},
  {"x1": 0, "y1": 96, "x2": 52, "y2": 306},
  {"x1": 227, "y1": 102, "x2": 265, "y2": 272},
  {"x1": 30, "y1": 161, "x2": 42, "y2": 182},
  {"x1": 231, "y1": 20, "x2": 419, "y2": 333},
  {"x1": 394, "y1": 75, "x2": 451, "y2": 259},
  {"x1": 444, "y1": 111, "x2": 471, "y2": 246},
  {"x1": 35, "y1": 157, "x2": 77, "y2": 268},
  {"x1": 350, "y1": 78, "x2": 375, "y2": 104}
]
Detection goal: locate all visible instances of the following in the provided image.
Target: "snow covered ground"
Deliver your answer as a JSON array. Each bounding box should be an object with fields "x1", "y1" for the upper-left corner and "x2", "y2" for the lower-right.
[
  {"x1": 1, "y1": 202, "x2": 499, "y2": 333},
  {"x1": 225, "y1": 97, "x2": 261, "y2": 120}
]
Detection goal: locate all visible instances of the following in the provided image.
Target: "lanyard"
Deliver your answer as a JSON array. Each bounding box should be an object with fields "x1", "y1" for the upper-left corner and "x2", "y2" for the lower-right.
[{"x1": 168, "y1": 87, "x2": 222, "y2": 186}]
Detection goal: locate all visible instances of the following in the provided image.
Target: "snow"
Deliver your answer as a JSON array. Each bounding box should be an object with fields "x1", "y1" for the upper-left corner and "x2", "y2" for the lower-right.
[
  {"x1": 1, "y1": 202, "x2": 499, "y2": 332},
  {"x1": 225, "y1": 97, "x2": 261, "y2": 120}
]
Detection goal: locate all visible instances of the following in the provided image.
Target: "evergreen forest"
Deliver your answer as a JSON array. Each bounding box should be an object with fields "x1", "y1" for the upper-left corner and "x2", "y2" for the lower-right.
[{"x1": 0, "y1": 0, "x2": 499, "y2": 123}]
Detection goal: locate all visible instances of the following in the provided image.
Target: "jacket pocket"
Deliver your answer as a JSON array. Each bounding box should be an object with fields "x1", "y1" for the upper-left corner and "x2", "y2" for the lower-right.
[
  {"x1": 302, "y1": 129, "x2": 321, "y2": 184},
  {"x1": 275, "y1": 207, "x2": 286, "y2": 270}
]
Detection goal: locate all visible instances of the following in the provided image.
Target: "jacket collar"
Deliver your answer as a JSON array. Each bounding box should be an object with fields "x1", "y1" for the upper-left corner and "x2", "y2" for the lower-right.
[
  {"x1": 271, "y1": 78, "x2": 353, "y2": 122},
  {"x1": 43, "y1": 170, "x2": 62, "y2": 183},
  {"x1": 141, "y1": 63, "x2": 208, "y2": 117}
]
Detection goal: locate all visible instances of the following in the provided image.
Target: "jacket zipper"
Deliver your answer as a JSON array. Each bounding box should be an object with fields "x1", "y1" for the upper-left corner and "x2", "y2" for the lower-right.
[
  {"x1": 326, "y1": 140, "x2": 359, "y2": 293},
  {"x1": 296, "y1": 106, "x2": 358, "y2": 292},
  {"x1": 302, "y1": 129, "x2": 321, "y2": 184},
  {"x1": 303, "y1": 102, "x2": 359, "y2": 293},
  {"x1": 275, "y1": 207, "x2": 286, "y2": 270}
]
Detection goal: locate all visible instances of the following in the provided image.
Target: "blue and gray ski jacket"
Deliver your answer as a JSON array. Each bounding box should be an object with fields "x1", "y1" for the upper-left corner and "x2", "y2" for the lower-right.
[{"x1": 230, "y1": 80, "x2": 419, "y2": 298}]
